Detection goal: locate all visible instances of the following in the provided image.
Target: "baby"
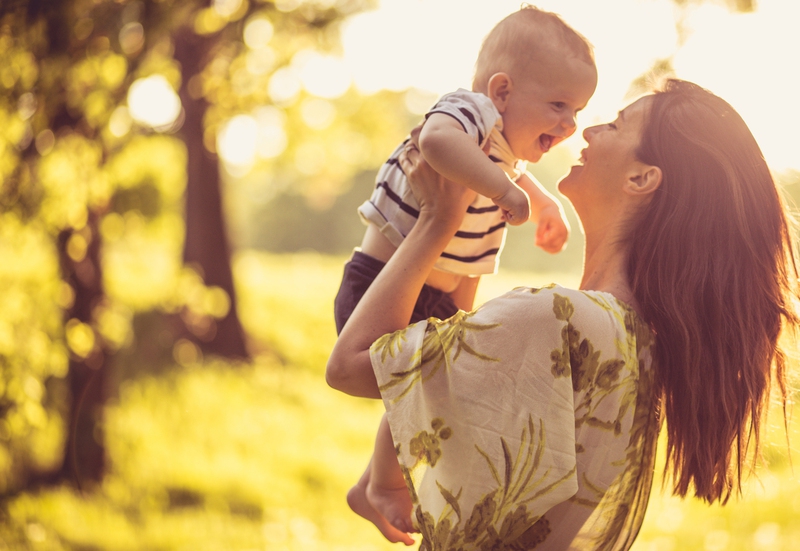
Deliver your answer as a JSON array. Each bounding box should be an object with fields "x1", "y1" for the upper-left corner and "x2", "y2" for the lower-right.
[{"x1": 332, "y1": 5, "x2": 597, "y2": 544}]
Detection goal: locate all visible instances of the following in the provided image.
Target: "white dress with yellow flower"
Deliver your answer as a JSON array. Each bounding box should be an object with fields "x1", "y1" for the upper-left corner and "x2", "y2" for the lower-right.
[{"x1": 371, "y1": 285, "x2": 660, "y2": 550}]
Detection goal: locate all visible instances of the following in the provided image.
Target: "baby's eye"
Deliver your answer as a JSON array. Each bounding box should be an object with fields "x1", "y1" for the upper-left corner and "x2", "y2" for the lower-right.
[
  {"x1": 607, "y1": 122, "x2": 618, "y2": 130},
  {"x1": 552, "y1": 102, "x2": 566, "y2": 110}
]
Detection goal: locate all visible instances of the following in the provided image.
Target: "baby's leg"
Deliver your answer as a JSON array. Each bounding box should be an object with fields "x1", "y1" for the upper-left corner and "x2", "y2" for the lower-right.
[
  {"x1": 365, "y1": 414, "x2": 415, "y2": 534},
  {"x1": 347, "y1": 418, "x2": 414, "y2": 545}
]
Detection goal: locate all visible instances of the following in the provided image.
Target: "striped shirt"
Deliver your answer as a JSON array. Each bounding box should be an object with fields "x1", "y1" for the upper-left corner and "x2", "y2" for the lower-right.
[{"x1": 358, "y1": 89, "x2": 525, "y2": 275}]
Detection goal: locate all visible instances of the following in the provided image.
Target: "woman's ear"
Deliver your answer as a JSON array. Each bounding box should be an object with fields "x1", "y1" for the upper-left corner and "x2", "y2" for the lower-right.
[
  {"x1": 625, "y1": 164, "x2": 662, "y2": 196},
  {"x1": 487, "y1": 73, "x2": 512, "y2": 113}
]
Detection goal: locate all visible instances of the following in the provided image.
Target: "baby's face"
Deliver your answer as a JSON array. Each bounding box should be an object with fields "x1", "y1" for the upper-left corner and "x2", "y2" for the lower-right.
[{"x1": 500, "y1": 57, "x2": 597, "y2": 163}]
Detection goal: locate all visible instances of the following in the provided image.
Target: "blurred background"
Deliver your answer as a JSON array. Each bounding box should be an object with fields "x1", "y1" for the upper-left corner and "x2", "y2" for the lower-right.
[{"x1": 0, "y1": 0, "x2": 799, "y2": 549}]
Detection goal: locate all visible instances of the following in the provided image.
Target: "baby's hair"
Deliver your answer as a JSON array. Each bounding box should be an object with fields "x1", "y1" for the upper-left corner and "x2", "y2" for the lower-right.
[{"x1": 473, "y1": 5, "x2": 594, "y2": 89}]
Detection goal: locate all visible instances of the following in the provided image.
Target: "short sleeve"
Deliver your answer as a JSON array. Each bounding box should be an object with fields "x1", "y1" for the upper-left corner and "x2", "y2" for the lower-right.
[
  {"x1": 371, "y1": 287, "x2": 579, "y2": 549},
  {"x1": 425, "y1": 89, "x2": 502, "y2": 148}
]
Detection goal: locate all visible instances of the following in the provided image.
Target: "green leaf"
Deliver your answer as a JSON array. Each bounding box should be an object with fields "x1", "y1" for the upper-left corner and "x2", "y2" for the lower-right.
[
  {"x1": 475, "y1": 444, "x2": 502, "y2": 486},
  {"x1": 436, "y1": 481, "x2": 463, "y2": 522},
  {"x1": 501, "y1": 437, "x2": 513, "y2": 496}
]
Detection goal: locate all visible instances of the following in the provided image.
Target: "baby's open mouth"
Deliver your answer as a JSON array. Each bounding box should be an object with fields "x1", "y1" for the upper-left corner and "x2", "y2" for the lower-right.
[{"x1": 539, "y1": 134, "x2": 554, "y2": 152}]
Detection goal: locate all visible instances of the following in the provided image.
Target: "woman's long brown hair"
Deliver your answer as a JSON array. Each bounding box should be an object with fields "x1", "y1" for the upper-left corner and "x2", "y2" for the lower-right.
[{"x1": 627, "y1": 79, "x2": 799, "y2": 503}]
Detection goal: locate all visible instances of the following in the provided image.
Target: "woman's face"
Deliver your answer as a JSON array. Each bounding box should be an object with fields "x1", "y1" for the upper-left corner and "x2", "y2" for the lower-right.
[{"x1": 557, "y1": 96, "x2": 651, "y2": 210}]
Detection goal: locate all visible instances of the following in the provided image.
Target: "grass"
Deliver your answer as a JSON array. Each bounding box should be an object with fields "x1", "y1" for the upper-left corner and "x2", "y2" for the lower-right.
[{"x1": 1, "y1": 250, "x2": 799, "y2": 550}]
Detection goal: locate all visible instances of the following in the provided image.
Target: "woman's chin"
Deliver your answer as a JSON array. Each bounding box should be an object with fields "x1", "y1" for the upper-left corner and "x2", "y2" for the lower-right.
[
  {"x1": 556, "y1": 165, "x2": 583, "y2": 194},
  {"x1": 561, "y1": 164, "x2": 583, "y2": 180}
]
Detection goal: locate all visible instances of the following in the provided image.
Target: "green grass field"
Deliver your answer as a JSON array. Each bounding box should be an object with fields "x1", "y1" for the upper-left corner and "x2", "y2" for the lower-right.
[{"x1": 2, "y1": 251, "x2": 800, "y2": 550}]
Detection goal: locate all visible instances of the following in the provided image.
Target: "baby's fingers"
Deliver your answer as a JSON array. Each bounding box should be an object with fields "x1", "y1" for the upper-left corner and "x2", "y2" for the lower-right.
[
  {"x1": 502, "y1": 207, "x2": 528, "y2": 226},
  {"x1": 536, "y1": 225, "x2": 568, "y2": 253}
]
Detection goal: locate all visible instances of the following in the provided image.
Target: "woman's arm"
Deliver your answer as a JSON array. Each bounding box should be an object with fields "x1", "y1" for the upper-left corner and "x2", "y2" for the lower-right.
[{"x1": 326, "y1": 143, "x2": 476, "y2": 398}]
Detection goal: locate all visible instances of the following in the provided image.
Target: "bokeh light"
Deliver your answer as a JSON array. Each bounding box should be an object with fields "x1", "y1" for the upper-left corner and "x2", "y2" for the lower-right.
[
  {"x1": 118, "y1": 22, "x2": 144, "y2": 55},
  {"x1": 254, "y1": 106, "x2": 288, "y2": 159},
  {"x1": 217, "y1": 114, "x2": 258, "y2": 169},
  {"x1": 213, "y1": 0, "x2": 243, "y2": 18},
  {"x1": 109, "y1": 106, "x2": 133, "y2": 138},
  {"x1": 245, "y1": 47, "x2": 276, "y2": 76},
  {"x1": 243, "y1": 15, "x2": 274, "y2": 49},
  {"x1": 267, "y1": 67, "x2": 301, "y2": 105},
  {"x1": 293, "y1": 50, "x2": 351, "y2": 99},
  {"x1": 300, "y1": 98, "x2": 335, "y2": 130},
  {"x1": 127, "y1": 75, "x2": 182, "y2": 130}
]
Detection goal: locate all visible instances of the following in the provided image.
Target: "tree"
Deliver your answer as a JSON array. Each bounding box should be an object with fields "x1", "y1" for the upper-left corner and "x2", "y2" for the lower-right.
[
  {"x1": 174, "y1": 25, "x2": 248, "y2": 359},
  {"x1": 0, "y1": 0, "x2": 401, "y2": 492}
]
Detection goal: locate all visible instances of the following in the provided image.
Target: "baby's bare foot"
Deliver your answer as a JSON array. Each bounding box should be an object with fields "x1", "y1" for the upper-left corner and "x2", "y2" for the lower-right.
[
  {"x1": 347, "y1": 483, "x2": 414, "y2": 545},
  {"x1": 366, "y1": 482, "x2": 415, "y2": 535}
]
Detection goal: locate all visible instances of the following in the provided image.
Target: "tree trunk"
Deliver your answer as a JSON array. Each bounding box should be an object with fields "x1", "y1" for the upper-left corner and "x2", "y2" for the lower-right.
[
  {"x1": 56, "y1": 211, "x2": 107, "y2": 487},
  {"x1": 174, "y1": 27, "x2": 250, "y2": 360}
]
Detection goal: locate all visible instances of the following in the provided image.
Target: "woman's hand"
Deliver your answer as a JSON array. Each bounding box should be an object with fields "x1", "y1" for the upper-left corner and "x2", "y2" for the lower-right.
[{"x1": 399, "y1": 128, "x2": 476, "y2": 232}]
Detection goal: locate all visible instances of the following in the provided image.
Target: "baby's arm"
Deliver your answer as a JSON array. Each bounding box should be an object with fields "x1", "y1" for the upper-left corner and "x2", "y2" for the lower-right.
[
  {"x1": 516, "y1": 172, "x2": 570, "y2": 253},
  {"x1": 419, "y1": 114, "x2": 530, "y2": 225}
]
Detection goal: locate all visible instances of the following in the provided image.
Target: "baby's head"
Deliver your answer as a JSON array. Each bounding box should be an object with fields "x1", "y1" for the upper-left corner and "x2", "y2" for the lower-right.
[{"x1": 473, "y1": 5, "x2": 598, "y2": 162}]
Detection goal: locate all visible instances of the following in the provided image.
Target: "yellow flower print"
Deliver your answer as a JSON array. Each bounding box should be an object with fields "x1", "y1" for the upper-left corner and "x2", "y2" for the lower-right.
[
  {"x1": 378, "y1": 310, "x2": 500, "y2": 401},
  {"x1": 552, "y1": 293, "x2": 575, "y2": 321},
  {"x1": 596, "y1": 359, "x2": 625, "y2": 389},
  {"x1": 409, "y1": 418, "x2": 453, "y2": 468}
]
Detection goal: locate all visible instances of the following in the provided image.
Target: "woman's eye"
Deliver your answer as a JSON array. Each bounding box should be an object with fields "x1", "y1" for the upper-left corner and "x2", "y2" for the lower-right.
[
  {"x1": 607, "y1": 123, "x2": 618, "y2": 130},
  {"x1": 552, "y1": 102, "x2": 566, "y2": 110}
]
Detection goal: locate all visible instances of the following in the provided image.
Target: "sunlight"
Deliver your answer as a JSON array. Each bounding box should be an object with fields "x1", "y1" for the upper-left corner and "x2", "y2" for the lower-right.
[
  {"x1": 673, "y1": 0, "x2": 800, "y2": 172},
  {"x1": 267, "y1": 67, "x2": 301, "y2": 105},
  {"x1": 127, "y1": 75, "x2": 181, "y2": 130},
  {"x1": 341, "y1": 0, "x2": 677, "y2": 155},
  {"x1": 64, "y1": 318, "x2": 94, "y2": 358},
  {"x1": 293, "y1": 50, "x2": 351, "y2": 99},
  {"x1": 213, "y1": 0, "x2": 243, "y2": 18},
  {"x1": 108, "y1": 106, "x2": 132, "y2": 138},
  {"x1": 245, "y1": 47, "x2": 276, "y2": 76},
  {"x1": 340, "y1": 0, "x2": 798, "y2": 170},
  {"x1": 243, "y1": 14, "x2": 274, "y2": 49},
  {"x1": 254, "y1": 106, "x2": 288, "y2": 159},
  {"x1": 217, "y1": 114, "x2": 258, "y2": 168},
  {"x1": 341, "y1": 0, "x2": 501, "y2": 94},
  {"x1": 210, "y1": 106, "x2": 290, "y2": 169},
  {"x1": 118, "y1": 22, "x2": 144, "y2": 55},
  {"x1": 300, "y1": 98, "x2": 335, "y2": 130}
]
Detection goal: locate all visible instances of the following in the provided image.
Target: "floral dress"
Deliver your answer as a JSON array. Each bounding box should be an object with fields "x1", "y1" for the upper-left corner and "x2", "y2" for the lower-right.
[{"x1": 370, "y1": 285, "x2": 661, "y2": 550}]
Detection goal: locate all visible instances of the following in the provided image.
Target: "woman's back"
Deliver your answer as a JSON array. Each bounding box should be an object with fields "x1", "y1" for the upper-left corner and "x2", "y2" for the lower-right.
[{"x1": 371, "y1": 285, "x2": 659, "y2": 550}]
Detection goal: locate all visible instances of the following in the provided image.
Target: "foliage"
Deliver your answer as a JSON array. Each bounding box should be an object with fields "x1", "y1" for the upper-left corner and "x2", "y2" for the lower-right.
[{"x1": 0, "y1": 0, "x2": 401, "y2": 490}]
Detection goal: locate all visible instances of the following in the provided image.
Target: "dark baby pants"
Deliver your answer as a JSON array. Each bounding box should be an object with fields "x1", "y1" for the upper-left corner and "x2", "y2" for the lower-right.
[{"x1": 333, "y1": 250, "x2": 460, "y2": 335}]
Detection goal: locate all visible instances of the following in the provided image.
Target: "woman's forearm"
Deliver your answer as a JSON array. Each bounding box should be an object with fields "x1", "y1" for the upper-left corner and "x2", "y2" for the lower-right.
[{"x1": 326, "y1": 212, "x2": 461, "y2": 398}]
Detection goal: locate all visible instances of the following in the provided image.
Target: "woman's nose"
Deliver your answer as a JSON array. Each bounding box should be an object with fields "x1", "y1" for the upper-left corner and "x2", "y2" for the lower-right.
[{"x1": 583, "y1": 124, "x2": 602, "y2": 142}]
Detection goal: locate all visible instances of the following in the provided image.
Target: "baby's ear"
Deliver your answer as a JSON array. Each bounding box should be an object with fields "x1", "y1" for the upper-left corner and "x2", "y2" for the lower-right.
[
  {"x1": 487, "y1": 73, "x2": 513, "y2": 113},
  {"x1": 625, "y1": 163, "x2": 662, "y2": 196}
]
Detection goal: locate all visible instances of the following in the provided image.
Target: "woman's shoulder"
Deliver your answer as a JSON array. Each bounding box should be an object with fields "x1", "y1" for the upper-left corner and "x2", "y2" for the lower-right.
[
  {"x1": 483, "y1": 283, "x2": 644, "y2": 337},
  {"x1": 488, "y1": 283, "x2": 634, "y2": 315}
]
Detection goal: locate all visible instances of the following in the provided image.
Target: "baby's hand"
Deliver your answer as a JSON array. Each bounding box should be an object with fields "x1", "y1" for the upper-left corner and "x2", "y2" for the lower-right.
[
  {"x1": 493, "y1": 184, "x2": 530, "y2": 226},
  {"x1": 535, "y1": 203, "x2": 570, "y2": 253}
]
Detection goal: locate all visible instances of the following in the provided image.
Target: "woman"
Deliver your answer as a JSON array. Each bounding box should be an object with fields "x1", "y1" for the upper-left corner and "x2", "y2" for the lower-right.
[{"x1": 327, "y1": 80, "x2": 798, "y2": 550}]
